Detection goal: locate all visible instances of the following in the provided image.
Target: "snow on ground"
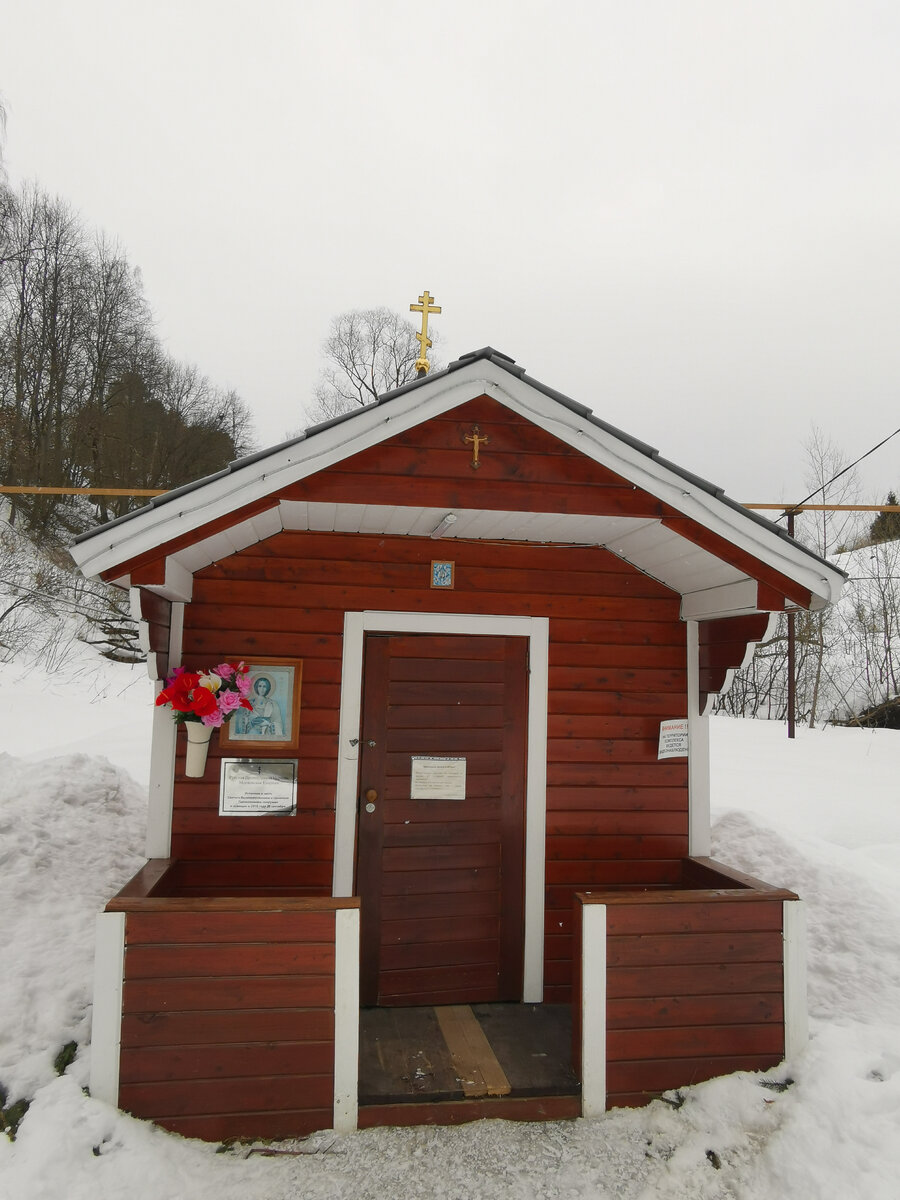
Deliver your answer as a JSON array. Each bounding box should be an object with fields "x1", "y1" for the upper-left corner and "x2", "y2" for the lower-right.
[{"x1": 1, "y1": 659, "x2": 899, "y2": 1198}]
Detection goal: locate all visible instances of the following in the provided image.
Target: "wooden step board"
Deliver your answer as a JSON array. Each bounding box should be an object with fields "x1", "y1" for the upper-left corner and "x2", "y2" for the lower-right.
[
  {"x1": 358, "y1": 1002, "x2": 578, "y2": 1107},
  {"x1": 435, "y1": 1005, "x2": 512, "y2": 1097}
]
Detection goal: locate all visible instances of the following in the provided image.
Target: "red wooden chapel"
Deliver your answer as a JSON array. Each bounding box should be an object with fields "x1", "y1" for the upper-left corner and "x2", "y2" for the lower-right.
[{"x1": 72, "y1": 346, "x2": 844, "y2": 1141}]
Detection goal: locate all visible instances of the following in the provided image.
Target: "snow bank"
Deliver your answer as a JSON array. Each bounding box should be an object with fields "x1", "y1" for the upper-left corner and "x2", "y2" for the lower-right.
[{"x1": 0, "y1": 754, "x2": 146, "y2": 1100}]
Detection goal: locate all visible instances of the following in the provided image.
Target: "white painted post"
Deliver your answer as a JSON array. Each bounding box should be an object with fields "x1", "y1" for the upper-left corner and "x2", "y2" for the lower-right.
[
  {"x1": 145, "y1": 690, "x2": 177, "y2": 858},
  {"x1": 144, "y1": 602, "x2": 183, "y2": 858},
  {"x1": 783, "y1": 899, "x2": 809, "y2": 1059},
  {"x1": 90, "y1": 912, "x2": 126, "y2": 1106},
  {"x1": 686, "y1": 620, "x2": 711, "y2": 856},
  {"x1": 581, "y1": 903, "x2": 607, "y2": 1117},
  {"x1": 522, "y1": 616, "x2": 549, "y2": 1003},
  {"x1": 332, "y1": 612, "x2": 364, "y2": 897},
  {"x1": 333, "y1": 907, "x2": 360, "y2": 1133}
]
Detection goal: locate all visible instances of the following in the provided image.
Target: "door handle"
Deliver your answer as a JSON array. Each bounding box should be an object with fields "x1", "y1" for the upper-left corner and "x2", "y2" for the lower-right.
[{"x1": 363, "y1": 788, "x2": 377, "y2": 813}]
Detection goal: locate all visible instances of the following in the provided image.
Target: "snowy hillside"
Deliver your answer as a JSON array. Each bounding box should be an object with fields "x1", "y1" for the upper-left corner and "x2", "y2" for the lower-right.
[{"x1": 1, "y1": 651, "x2": 899, "y2": 1197}]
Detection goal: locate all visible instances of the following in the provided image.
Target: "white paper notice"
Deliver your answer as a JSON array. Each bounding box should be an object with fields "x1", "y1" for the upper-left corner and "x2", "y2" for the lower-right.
[
  {"x1": 658, "y1": 719, "x2": 689, "y2": 760},
  {"x1": 410, "y1": 756, "x2": 467, "y2": 800}
]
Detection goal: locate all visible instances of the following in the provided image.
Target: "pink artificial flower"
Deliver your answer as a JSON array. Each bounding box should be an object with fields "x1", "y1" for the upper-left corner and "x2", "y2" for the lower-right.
[
  {"x1": 236, "y1": 673, "x2": 253, "y2": 697},
  {"x1": 201, "y1": 708, "x2": 225, "y2": 728},
  {"x1": 218, "y1": 689, "x2": 242, "y2": 714},
  {"x1": 214, "y1": 663, "x2": 236, "y2": 680}
]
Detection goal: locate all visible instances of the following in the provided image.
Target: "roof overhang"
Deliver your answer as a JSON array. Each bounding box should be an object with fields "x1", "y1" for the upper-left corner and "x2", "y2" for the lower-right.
[{"x1": 71, "y1": 355, "x2": 846, "y2": 616}]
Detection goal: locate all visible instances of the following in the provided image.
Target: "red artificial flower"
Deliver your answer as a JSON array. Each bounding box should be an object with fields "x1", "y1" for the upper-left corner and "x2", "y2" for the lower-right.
[
  {"x1": 189, "y1": 686, "x2": 218, "y2": 717},
  {"x1": 169, "y1": 690, "x2": 196, "y2": 713},
  {"x1": 155, "y1": 684, "x2": 192, "y2": 711}
]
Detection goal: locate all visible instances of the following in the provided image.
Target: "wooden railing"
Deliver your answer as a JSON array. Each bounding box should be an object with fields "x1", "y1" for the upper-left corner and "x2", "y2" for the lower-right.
[
  {"x1": 92, "y1": 861, "x2": 360, "y2": 1141},
  {"x1": 574, "y1": 858, "x2": 805, "y2": 1114}
]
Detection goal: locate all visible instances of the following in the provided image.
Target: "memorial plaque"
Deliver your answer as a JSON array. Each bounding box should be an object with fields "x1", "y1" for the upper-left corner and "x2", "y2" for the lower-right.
[{"x1": 219, "y1": 758, "x2": 298, "y2": 816}]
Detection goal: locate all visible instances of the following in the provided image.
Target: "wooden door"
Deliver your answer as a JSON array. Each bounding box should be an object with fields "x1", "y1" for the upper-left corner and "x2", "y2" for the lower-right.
[{"x1": 356, "y1": 633, "x2": 528, "y2": 1006}]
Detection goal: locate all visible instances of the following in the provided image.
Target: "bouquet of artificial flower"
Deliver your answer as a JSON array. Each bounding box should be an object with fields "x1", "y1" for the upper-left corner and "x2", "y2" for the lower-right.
[{"x1": 155, "y1": 662, "x2": 254, "y2": 728}]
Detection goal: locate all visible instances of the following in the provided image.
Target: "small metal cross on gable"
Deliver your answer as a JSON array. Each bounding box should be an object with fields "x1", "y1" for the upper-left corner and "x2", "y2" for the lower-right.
[
  {"x1": 409, "y1": 289, "x2": 441, "y2": 375},
  {"x1": 465, "y1": 424, "x2": 489, "y2": 468}
]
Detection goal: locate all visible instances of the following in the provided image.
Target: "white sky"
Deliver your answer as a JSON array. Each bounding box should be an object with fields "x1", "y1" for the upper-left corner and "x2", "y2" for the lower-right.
[{"x1": 2, "y1": 1, "x2": 900, "y2": 508}]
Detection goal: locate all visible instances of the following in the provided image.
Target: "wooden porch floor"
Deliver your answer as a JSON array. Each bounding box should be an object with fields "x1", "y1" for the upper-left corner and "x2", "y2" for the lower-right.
[{"x1": 359, "y1": 1003, "x2": 580, "y2": 1112}]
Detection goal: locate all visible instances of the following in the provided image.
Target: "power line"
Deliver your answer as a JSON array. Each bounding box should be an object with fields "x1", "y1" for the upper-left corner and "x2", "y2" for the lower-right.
[
  {"x1": 772, "y1": 425, "x2": 900, "y2": 521},
  {"x1": 744, "y1": 504, "x2": 900, "y2": 512}
]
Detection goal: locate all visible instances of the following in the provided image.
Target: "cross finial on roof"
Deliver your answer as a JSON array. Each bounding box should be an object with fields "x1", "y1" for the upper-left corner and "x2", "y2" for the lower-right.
[{"x1": 410, "y1": 289, "x2": 441, "y2": 376}]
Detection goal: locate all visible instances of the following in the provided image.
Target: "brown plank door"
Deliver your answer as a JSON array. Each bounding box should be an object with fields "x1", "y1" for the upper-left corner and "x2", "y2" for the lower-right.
[{"x1": 356, "y1": 633, "x2": 528, "y2": 1006}]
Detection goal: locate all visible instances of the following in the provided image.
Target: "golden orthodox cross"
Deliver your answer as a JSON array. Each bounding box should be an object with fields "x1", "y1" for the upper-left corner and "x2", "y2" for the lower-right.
[
  {"x1": 465, "y1": 424, "x2": 489, "y2": 468},
  {"x1": 410, "y1": 289, "x2": 441, "y2": 375}
]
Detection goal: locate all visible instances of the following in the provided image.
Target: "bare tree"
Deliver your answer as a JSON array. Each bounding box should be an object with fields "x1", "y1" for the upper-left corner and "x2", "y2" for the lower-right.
[
  {"x1": 0, "y1": 182, "x2": 255, "y2": 539},
  {"x1": 307, "y1": 307, "x2": 442, "y2": 422},
  {"x1": 0, "y1": 185, "x2": 88, "y2": 534},
  {"x1": 715, "y1": 427, "x2": 866, "y2": 725},
  {"x1": 795, "y1": 428, "x2": 862, "y2": 725}
]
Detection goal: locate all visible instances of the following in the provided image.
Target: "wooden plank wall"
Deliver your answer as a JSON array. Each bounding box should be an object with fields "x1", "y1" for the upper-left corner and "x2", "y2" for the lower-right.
[
  {"x1": 117, "y1": 906, "x2": 338, "y2": 1141},
  {"x1": 172, "y1": 396, "x2": 692, "y2": 998},
  {"x1": 602, "y1": 896, "x2": 786, "y2": 1108},
  {"x1": 175, "y1": 526, "x2": 687, "y2": 999}
]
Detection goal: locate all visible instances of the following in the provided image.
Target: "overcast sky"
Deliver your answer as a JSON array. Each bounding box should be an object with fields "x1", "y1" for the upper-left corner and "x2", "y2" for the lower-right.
[{"x1": 3, "y1": 1, "x2": 899, "y2": 511}]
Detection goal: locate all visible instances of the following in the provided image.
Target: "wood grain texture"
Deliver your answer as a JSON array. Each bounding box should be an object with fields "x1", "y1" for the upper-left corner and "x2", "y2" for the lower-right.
[
  {"x1": 119, "y1": 1072, "x2": 334, "y2": 1118},
  {"x1": 576, "y1": 891, "x2": 787, "y2": 1109},
  {"x1": 121, "y1": 1008, "x2": 334, "y2": 1047},
  {"x1": 606, "y1": 1053, "x2": 779, "y2": 1098},
  {"x1": 356, "y1": 633, "x2": 526, "y2": 1006},
  {"x1": 151, "y1": 1108, "x2": 335, "y2": 1142},
  {"x1": 435, "y1": 1005, "x2": 512, "y2": 1097},
  {"x1": 118, "y1": 905, "x2": 338, "y2": 1140},
  {"x1": 699, "y1": 613, "x2": 771, "y2": 695}
]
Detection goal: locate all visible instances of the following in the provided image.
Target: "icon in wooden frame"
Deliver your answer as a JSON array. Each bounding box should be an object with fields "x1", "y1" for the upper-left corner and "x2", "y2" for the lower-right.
[
  {"x1": 219, "y1": 657, "x2": 302, "y2": 751},
  {"x1": 430, "y1": 560, "x2": 455, "y2": 589}
]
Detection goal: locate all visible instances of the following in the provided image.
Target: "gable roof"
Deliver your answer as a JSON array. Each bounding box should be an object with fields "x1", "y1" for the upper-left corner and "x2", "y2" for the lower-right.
[{"x1": 71, "y1": 347, "x2": 845, "y2": 617}]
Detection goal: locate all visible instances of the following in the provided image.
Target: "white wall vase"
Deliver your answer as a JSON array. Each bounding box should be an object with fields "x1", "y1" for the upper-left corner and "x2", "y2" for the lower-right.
[{"x1": 184, "y1": 722, "x2": 214, "y2": 777}]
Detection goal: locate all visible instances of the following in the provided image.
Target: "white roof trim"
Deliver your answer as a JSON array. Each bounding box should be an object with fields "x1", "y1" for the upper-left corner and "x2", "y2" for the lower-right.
[
  {"x1": 122, "y1": 501, "x2": 759, "y2": 612},
  {"x1": 71, "y1": 359, "x2": 845, "y2": 607}
]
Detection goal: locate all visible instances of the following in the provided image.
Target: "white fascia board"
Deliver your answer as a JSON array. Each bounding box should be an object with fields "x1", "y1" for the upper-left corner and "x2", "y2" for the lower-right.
[
  {"x1": 71, "y1": 360, "x2": 845, "y2": 606},
  {"x1": 250, "y1": 507, "x2": 283, "y2": 541},
  {"x1": 681, "y1": 579, "x2": 759, "y2": 621},
  {"x1": 144, "y1": 558, "x2": 193, "y2": 603}
]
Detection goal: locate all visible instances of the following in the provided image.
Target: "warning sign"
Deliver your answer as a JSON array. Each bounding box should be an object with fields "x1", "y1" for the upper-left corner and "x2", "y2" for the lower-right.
[{"x1": 658, "y1": 719, "x2": 689, "y2": 760}]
